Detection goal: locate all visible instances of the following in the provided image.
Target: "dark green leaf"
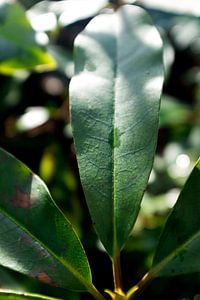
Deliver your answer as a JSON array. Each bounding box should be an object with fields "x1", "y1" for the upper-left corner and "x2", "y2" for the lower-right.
[
  {"x1": 70, "y1": 5, "x2": 164, "y2": 257},
  {"x1": 0, "y1": 266, "x2": 25, "y2": 290},
  {"x1": 0, "y1": 147, "x2": 92, "y2": 292},
  {"x1": 153, "y1": 158, "x2": 200, "y2": 277},
  {"x1": 0, "y1": 2, "x2": 55, "y2": 74},
  {"x1": 0, "y1": 289, "x2": 61, "y2": 299}
]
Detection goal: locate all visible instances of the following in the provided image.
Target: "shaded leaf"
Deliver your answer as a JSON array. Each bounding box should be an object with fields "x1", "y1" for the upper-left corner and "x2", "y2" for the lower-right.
[
  {"x1": 0, "y1": 147, "x2": 92, "y2": 292},
  {"x1": 70, "y1": 5, "x2": 164, "y2": 257},
  {"x1": 153, "y1": 158, "x2": 200, "y2": 277},
  {"x1": 0, "y1": 266, "x2": 25, "y2": 291},
  {"x1": 0, "y1": 2, "x2": 55, "y2": 74},
  {"x1": 0, "y1": 289, "x2": 61, "y2": 299}
]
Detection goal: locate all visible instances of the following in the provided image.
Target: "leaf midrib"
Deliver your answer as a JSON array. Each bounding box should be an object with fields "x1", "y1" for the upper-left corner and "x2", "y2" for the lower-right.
[
  {"x1": 111, "y1": 13, "x2": 118, "y2": 258},
  {"x1": 0, "y1": 205, "x2": 91, "y2": 291}
]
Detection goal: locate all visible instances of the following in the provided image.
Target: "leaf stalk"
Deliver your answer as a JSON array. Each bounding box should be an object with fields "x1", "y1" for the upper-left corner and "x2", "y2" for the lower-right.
[
  {"x1": 126, "y1": 272, "x2": 152, "y2": 300},
  {"x1": 88, "y1": 284, "x2": 106, "y2": 300},
  {"x1": 110, "y1": 0, "x2": 124, "y2": 10},
  {"x1": 113, "y1": 254, "x2": 124, "y2": 295}
]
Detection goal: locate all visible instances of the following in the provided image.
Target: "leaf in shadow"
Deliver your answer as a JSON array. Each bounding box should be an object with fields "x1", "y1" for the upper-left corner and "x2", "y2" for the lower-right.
[{"x1": 153, "y1": 158, "x2": 200, "y2": 277}]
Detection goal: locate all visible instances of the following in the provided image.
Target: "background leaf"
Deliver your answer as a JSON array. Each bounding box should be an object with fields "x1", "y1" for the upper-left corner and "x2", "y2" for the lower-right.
[
  {"x1": 0, "y1": 2, "x2": 55, "y2": 74},
  {"x1": 152, "y1": 158, "x2": 200, "y2": 276},
  {"x1": 137, "y1": 0, "x2": 200, "y2": 17},
  {"x1": 27, "y1": 0, "x2": 108, "y2": 28},
  {"x1": 0, "y1": 147, "x2": 92, "y2": 292},
  {"x1": 0, "y1": 290, "x2": 61, "y2": 300},
  {"x1": 70, "y1": 4, "x2": 164, "y2": 257}
]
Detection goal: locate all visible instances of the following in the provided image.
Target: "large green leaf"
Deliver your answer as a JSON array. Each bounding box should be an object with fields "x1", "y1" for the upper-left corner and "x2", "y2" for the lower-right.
[
  {"x1": 0, "y1": 147, "x2": 92, "y2": 292},
  {"x1": 0, "y1": 290, "x2": 61, "y2": 300},
  {"x1": 70, "y1": 5, "x2": 164, "y2": 257},
  {"x1": 0, "y1": 2, "x2": 55, "y2": 74},
  {"x1": 153, "y1": 158, "x2": 200, "y2": 277}
]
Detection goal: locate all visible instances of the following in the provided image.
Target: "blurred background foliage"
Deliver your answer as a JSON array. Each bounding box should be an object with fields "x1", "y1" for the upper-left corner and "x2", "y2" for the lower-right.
[{"x1": 0, "y1": 0, "x2": 200, "y2": 299}]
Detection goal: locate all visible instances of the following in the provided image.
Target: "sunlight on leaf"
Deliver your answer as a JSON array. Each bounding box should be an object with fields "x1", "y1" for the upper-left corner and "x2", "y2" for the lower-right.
[
  {"x1": 0, "y1": 147, "x2": 92, "y2": 292},
  {"x1": 70, "y1": 4, "x2": 164, "y2": 257},
  {"x1": 0, "y1": 2, "x2": 56, "y2": 75}
]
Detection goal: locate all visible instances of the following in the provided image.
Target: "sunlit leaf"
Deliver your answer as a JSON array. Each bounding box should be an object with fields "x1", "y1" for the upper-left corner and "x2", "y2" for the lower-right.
[
  {"x1": 138, "y1": 0, "x2": 200, "y2": 17},
  {"x1": 0, "y1": 2, "x2": 56, "y2": 75},
  {"x1": 27, "y1": 0, "x2": 108, "y2": 28},
  {"x1": 57, "y1": 0, "x2": 108, "y2": 27},
  {"x1": 70, "y1": 5, "x2": 164, "y2": 257},
  {"x1": 0, "y1": 147, "x2": 92, "y2": 292}
]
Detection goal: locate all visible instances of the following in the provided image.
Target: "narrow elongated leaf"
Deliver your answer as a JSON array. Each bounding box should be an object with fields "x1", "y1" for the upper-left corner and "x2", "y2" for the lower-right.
[
  {"x1": 153, "y1": 158, "x2": 200, "y2": 277},
  {"x1": 70, "y1": 5, "x2": 164, "y2": 257},
  {"x1": 0, "y1": 290, "x2": 61, "y2": 300},
  {"x1": 0, "y1": 147, "x2": 92, "y2": 292},
  {"x1": 0, "y1": 2, "x2": 55, "y2": 74}
]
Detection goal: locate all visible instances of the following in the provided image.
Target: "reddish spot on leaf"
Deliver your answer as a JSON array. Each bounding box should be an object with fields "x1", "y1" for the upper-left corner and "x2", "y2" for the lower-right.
[
  {"x1": 38, "y1": 248, "x2": 49, "y2": 258},
  {"x1": 12, "y1": 188, "x2": 35, "y2": 208},
  {"x1": 20, "y1": 233, "x2": 33, "y2": 244},
  {"x1": 38, "y1": 272, "x2": 52, "y2": 284}
]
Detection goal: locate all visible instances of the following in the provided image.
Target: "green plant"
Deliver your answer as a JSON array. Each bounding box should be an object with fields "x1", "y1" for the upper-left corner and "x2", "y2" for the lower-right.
[{"x1": 0, "y1": 2, "x2": 200, "y2": 300}]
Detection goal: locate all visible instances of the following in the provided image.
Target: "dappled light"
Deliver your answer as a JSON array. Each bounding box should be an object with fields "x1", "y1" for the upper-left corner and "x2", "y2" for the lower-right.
[
  {"x1": 0, "y1": 1, "x2": 199, "y2": 300},
  {"x1": 139, "y1": 0, "x2": 200, "y2": 16},
  {"x1": 176, "y1": 154, "x2": 190, "y2": 170},
  {"x1": 135, "y1": 25, "x2": 162, "y2": 49},
  {"x1": 28, "y1": 12, "x2": 57, "y2": 32},
  {"x1": 16, "y1": 107, "x2": 49, "y2": 131}
]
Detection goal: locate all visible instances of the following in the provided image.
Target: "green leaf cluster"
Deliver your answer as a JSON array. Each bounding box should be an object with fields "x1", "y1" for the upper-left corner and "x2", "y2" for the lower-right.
[
  {"x1": 0, "y1": 1, "x2": 55, "y2": 74},
  {"x1": 0, "y1": 2, "x2": 199, "y2": 300}
]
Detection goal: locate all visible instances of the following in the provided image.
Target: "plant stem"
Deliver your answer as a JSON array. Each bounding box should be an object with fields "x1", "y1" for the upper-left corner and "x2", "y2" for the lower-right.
[
  {"x1": 126, "y1": 272, "x2": 152, "y2": 300},
  {"x1": 88, "y1": 284, "x2": 106, "y2": 300},
  {"x1": 110, "y1": 0, "x2": 124, "y2": 10},
  {"x1": 127, "y1": 245, "x2": 189, "y2": 300},
  {"x1": 113, "y1": 254, "x2": 123, "y2": 294}
]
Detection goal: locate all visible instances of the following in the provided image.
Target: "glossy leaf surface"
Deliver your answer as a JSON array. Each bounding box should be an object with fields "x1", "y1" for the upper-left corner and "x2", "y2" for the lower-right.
[
  {"x1": 0, "y1": 2, "x2": 55, "y2": 74},
  {"x1": 0, "y1": 148, "x2": 91, "y2": 291},
  {"x1": 153, "y1": 158, "x2": 200, "y2": 276},
  {"x1": 0, "y1": 290, "x2": 61, "y2": 300},
  {"x1": 70, "y1": 5, "x2": 164, "y2": 257}
]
